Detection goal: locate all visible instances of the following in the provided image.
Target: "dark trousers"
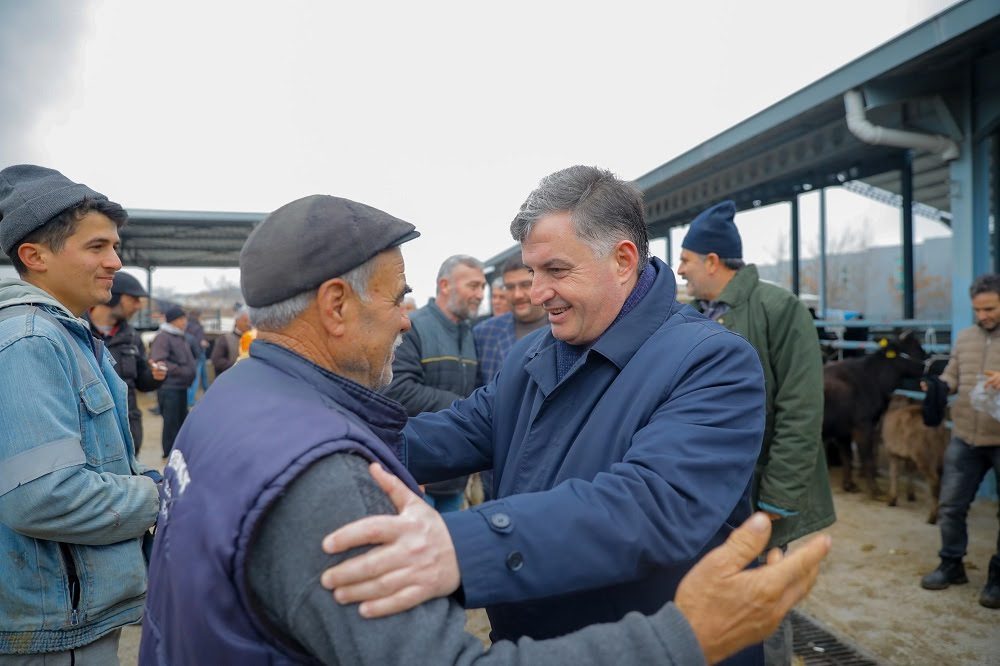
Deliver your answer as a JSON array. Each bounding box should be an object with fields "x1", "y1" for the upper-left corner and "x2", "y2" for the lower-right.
[
  {"x1": 158, "y1": 388, "x2": 188, "y2": 458},
  {"x1": 937, "y1": 436, "x2": 1000, "y2": 562},
  {"x1": 129, "y1": 416, "x2": 144, "y2": 456}
]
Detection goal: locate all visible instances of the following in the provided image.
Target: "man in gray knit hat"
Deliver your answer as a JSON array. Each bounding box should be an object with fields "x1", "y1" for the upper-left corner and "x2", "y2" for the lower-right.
[{"x1": 0, "y1": 165, "x2": 160, "y2": 662}]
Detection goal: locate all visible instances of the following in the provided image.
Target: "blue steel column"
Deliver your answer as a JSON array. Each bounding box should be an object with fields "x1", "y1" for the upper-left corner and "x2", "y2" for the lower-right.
[
  {"x1": 901, "y1": 151, "x2": 915, "y2": 319},
  {"x1": 664, "y1": 229, "x2": 673, "y2": 267},
  {"x1": 994, "y1": 134, "x2": 1000, "y2": 272},
  {"x1": 972, "y1": 135, "x2": 992, "y2": 275},
  {"x1": 950, "y1": 74, "x2": 991, "y2": 330},
  {"x1": 790, "y1": 196, "x2": 800, "y2": 296}
]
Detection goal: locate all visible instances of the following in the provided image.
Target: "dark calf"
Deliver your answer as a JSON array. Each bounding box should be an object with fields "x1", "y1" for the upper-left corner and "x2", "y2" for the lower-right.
[{"x1": 822, "y1": 332, "x2": 927, "y2": 497}]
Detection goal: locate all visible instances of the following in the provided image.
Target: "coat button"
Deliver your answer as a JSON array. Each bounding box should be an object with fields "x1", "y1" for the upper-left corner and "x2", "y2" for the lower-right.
[
  {"x1": 506, "y1": 551, "x2": 524, "y2": 571},
  {"x1": 490, "y1": 513, "x2": 511, "y2": 529}
]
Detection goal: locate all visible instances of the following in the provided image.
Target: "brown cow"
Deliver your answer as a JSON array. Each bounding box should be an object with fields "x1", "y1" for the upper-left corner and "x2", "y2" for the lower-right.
[
  {"x1": 881, "y1": 399, "x2": 949, "y2": 524},
  {"x1": 822, "y1": 331, "x2": 927, "y2": 496}
]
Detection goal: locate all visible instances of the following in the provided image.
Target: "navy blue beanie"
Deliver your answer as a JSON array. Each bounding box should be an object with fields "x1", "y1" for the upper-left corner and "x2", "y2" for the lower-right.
[
  {"x1": 0, "y1": 164, "x2": 109, "y2": 254},
  {"x1": 682, "y1": 200, "x2": 742, "y2": 259},
  {"x1": 163, "y1": 305, "x2": 186, "y2": 323}
]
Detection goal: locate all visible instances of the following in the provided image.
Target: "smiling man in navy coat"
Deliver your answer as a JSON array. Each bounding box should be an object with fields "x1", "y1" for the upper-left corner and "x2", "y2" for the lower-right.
[{"x1": 323, "y1": 166, "x2": 767, "y2": 664}]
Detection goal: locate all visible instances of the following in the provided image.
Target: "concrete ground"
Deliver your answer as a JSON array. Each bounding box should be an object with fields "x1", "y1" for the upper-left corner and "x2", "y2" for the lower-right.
[
  {"x1": 120, "y1": 392, "x2": 998, "y2": 664},
  {"x1": 796, "y1": 466, "x2": 999, "y2": 666}
]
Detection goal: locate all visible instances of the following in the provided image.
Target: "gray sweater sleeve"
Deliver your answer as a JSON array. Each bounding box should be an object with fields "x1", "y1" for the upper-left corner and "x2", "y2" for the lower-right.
[{"x1": 245, "y1": 452, "x2": 707, "y2": 666}]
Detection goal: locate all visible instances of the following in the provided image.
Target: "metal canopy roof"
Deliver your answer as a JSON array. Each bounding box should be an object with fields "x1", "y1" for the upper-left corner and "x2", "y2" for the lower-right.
[
  {"x1": 116, "y1": 209, "x2": 265, "y2": 268},
  {"x1": 0, "y1": 209, "x2": 266, "y2": 269},
  {"x1": 635, "y1": 0, "x2": 1000, "y2": 237}
]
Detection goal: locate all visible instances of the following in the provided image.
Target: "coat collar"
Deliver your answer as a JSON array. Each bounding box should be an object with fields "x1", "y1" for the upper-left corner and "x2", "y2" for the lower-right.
[
  {"x1": 0, "y1": 278, "x2": 99, "y2": 353},
  {"x1": 524, "y1": 257, "x2": 679, "y2": 395},
  {"x1": 249, "y1": 340, "x2": 408, "y2": 440},
  {"x1": 716, "y1": 264, "x2": 760, "y2": 307}
]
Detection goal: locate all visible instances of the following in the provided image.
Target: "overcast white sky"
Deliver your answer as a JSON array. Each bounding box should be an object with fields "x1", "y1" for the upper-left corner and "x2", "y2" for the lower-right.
[{"x1": 0, "y1": 0, "x2": 958, "y2": 304}]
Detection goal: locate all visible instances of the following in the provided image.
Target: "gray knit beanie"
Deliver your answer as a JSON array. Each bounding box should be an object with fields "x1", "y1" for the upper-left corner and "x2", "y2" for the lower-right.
[{"x1": 0, "y1": 164, "x2": 109, "y2": 254}]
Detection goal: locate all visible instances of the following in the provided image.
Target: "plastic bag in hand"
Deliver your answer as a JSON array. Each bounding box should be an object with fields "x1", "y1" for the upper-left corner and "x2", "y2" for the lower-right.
[{"x1": 969, "y1": 379, "x2": 1000, "y2": 421}]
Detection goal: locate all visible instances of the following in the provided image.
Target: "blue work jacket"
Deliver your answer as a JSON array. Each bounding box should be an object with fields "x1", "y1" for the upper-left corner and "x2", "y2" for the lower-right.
[{"x1": 405, "y1": 259, "x2": 766, "y2": 654}]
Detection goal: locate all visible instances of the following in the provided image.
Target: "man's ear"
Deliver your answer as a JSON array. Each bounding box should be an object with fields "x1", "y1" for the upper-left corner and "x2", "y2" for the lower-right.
[
  {"x1": 17, "y1": 243, "x2": 49, "y2": 274},
  {"x1": 316, "y1": 278, "x2": 350, "y2": 337},
  {"x1": 613, "y1": 240, "x2": 639, "y2": 283},
  {"x1": 704, "y1": 252, "x2": 721, "y2": 274},
  {"x1": 437, "y1": 276, "x2": 451, "y2": 299}
]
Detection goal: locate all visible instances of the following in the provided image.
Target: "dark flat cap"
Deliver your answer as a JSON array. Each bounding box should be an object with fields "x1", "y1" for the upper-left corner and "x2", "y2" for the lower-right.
[
  {"x1": 112, "y1": 272, "x2": 148, "y2": 298},
  {"x1": 0, "y1": 164, "x2": 109, "y2": 254},
  {"x1": 240, "y1": 195, "x2": 420, "y2": 308}
]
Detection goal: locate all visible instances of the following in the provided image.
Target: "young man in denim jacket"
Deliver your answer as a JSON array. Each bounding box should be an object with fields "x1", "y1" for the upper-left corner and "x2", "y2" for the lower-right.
[{"x1": 0, "y1": 165, "x2": 160, "y2": 662}]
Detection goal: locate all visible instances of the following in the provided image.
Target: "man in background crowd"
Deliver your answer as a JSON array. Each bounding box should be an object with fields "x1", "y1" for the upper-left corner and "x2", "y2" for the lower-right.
[
  {"x1": 678, "y1": 200, "x2": 835, "y2": 665},
  {"x1": 472, "y1": 256, "x2": 549, "y2": 501},
  {"x1": 152, "y1": 305, "x2": 197, "y2": 459},
  {"x1": 185, "y1": 308, "x2": 210, "y2": 403},
  {"x1": 490, "y1": 276, "x2": 509, "y2": 316},
  {"x1": 88, "y1": 271, "x2": 166, "y2": 453},
  {"x1": 383, "y1": 254, "x2": 486, "y2": 512},
  {"x1": 474, "y1": 256, "x2": 549, "y2": 385},
  {"x1": 211, "y1": 306, "x2": 251, "y2": 376},
  {"x1": 920, "y1": 273, "x2": 1000, "y2": 609}
]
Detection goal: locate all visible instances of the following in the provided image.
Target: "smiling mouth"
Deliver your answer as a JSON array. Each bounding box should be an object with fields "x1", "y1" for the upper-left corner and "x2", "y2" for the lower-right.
[{"x1": 547, "y1": 306, "x2": 570, "y2": 317}]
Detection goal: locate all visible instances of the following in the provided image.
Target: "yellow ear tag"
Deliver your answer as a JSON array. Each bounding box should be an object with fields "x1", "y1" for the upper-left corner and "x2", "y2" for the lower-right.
[
  {"x1": 879, "y1": 338, "x2": 888, "y2": 348},
  {"x1": 886, "y1": 350, "x2": 897, "y2": 359}
]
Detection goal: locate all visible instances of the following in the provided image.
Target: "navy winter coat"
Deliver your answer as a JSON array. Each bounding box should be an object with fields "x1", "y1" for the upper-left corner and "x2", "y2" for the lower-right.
[{"x1": 405, "y1": 259, "x2": 766, "y2": 654}]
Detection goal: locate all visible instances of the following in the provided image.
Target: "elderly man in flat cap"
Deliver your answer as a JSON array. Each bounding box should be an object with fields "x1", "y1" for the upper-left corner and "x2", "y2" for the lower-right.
[
  {"x1": 141, "y1": 193, "x2": 831, "y2": 665},
  {"x1": 0, "y1": 165, "x2": 160, "y2": 662},
  {"x1": 678, "y1": 200, "x2": 834, "y2": 666}
]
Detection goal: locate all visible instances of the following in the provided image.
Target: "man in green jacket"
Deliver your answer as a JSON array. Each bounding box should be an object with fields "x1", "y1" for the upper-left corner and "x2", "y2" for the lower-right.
[{"x1": 678, "y1": 200, "x2": 835, "y2": 666}]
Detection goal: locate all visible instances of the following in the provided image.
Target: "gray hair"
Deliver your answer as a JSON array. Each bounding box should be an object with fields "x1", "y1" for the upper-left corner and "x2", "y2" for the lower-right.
[
  {"x1": 970, "y1": 273, "x2": 1000, "y2": 299},
  {"x1": 721, "y1": 258, "x2": 745, "y2": 271},
  {"x1": 436, "y1": 255, "x2": 484, "y2": 282},
  {"x1": 510, "y1": 166, "x2": 649, "y2": 266},
  {"x1": 686, "y1": 251, "x2": 745, "y2": 272},
  {"x1": 249, "y1": 259, "x2": 376, "y2": 331}
]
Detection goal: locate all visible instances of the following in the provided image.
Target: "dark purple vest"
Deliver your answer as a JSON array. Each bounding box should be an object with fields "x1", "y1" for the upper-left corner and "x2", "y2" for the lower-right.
[{"x1": 140, "y1": 342, "x2": 418, "y2": 664}]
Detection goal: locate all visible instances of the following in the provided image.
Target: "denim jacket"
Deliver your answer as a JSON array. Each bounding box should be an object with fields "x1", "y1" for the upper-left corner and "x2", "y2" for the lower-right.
[{"x1": 0, "y1": 279, "x2": 159, "y2": 654}]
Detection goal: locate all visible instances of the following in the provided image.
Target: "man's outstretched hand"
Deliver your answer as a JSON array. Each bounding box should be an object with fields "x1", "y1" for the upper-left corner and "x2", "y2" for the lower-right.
[
  {"x1": 320, "y1": 463, "x2": 460, "y2": 618},
  {"x1": 675, "y1": 513, "x2": 832, "y2": 664}
]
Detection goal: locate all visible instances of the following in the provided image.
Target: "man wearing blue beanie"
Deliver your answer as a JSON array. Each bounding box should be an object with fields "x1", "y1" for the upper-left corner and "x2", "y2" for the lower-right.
[
  {"x1": 0, "y1": 165, "x2": 160, "y2": 661},
  {"x1": 678, "y1": 200, "x2": 835, "y2": 666}
]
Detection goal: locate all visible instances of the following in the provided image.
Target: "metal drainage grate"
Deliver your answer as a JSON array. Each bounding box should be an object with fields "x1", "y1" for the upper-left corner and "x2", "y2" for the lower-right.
[{"x1": 791, "y1": 610, "x2": 883, "y2": 665}]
